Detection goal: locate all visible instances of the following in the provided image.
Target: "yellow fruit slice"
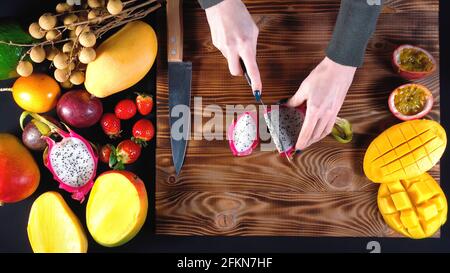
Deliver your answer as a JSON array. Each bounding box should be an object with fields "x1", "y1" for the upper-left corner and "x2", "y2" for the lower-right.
[
  {"x1": 378, "y1": 173, "x2": 447, "y2": 239},
  {"x1": 364, "y1": 119, "x2": 446, "y2": 183},
  {"x1": 86, "y1": 171, "x2": 148, "y2": 247},
  {"x1": 27, "y1": 192, "x2": 87, "y2": 253}
]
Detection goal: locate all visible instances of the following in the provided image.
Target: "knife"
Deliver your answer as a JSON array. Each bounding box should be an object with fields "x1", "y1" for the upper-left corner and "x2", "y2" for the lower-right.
[
  {"x1": 167, "y1": 0, "x2": 192, "y2": 175},
  {"x1": 239, "y1": 60, "x2": 293, "y2": 163}
]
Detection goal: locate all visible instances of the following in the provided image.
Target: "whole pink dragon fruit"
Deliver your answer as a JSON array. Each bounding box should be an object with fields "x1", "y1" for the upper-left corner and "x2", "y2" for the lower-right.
[
  {"x1": 264, "y1": 105, "x2": 305, "y2": 157},
  {"x1": 228, "y1": 112, "x2": 259, "y2": 156},
  {"x1": 21, "y1": 112, "x2": 98, "y2": 202}
]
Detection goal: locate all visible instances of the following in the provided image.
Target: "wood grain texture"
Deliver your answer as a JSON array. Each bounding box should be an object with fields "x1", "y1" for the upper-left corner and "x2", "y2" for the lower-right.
[{"x1": 156, "y1": 0, "x2": 440, "y2": 236}]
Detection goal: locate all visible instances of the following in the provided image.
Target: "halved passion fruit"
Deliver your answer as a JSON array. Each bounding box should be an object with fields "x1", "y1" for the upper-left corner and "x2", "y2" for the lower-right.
[
  {"x1": 392, "y1": 45, "x2": 436, "y2": 80},
  {"x1": 388, "y1": 83, "x2": 433, "y2": 121}
]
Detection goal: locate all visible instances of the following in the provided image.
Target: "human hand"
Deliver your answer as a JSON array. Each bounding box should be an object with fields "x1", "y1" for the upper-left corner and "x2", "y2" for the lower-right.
[
  {"x1": 205, "y1": 0, "x2": 262, "y2": 93},
  {"x1": 286, "y1": 57, "x2": 356, "y2": 150}
]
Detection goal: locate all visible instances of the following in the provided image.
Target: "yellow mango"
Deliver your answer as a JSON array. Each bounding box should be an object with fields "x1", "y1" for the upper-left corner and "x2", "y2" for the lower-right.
[
  {"x1": 85, "y1": 21, "x2": 157, "y2": 98},
  {"x1": 378, "y1": 173, "x2": 447, "y2": 239},
  {"x1": 27, "y1": 192, "x2": 88, "y2": 253},
  {"x1": 364, "y1": 119, "x2": 446, "y2": 183}
]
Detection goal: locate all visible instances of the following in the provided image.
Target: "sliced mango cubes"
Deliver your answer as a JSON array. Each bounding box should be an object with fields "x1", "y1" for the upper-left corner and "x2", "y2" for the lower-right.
[
  {"x1": 27, "y1": 192, "x2": 88, "y2": 253},
  {"x1": 378, "y1": 173, "x2": 447, "y2": 239},
  {"x1": 364, "y1": 119, "x2": 446, "y2": 183}
]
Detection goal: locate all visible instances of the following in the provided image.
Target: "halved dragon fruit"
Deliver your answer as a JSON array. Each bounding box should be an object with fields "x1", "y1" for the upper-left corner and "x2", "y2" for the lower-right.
[
  {"x1": 21, "y1": 112, "x2": 98, "y2": 202},
  {"x1": 264, "y1": 105, "x2": 306, "y2": 157},
  {"x1": 228, "y1": 112, "x2": 259, "y2": 156}
]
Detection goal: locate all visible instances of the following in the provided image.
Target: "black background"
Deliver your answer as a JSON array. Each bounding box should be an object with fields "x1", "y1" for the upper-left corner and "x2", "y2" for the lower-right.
[{"x1": 1, "y1": 0, "x2": 449, "y2": 253}]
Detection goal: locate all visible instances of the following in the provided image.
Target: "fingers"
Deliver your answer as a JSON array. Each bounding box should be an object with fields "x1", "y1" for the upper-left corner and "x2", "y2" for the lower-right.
[
  {"x1": 320, "y1": 117, "x2": 336, "y2": 140},
  {"x1": 241, "y1": 48, "x2": 262, "y2": 93},
  {"x1": 225, "y1": 51, "x2": 243, "y2": 76},
  {"x1": 295, "y1": 105, "x2": 317, "y2": 150},
  {"x1": 311, "y1": 117, "x2": 328, "y2": 141},
  {"x1": 286, "y1": 84, "x2": 307, "y2": 108}
]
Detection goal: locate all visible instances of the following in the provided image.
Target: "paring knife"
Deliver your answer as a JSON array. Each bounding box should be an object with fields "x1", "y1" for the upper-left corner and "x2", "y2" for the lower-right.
[
  {"x1": 239, "y1": 60, "x2": 293, "y2": 162},
  {"x1": 168, "y1": 0, "x2": 192, "y2": 175}
]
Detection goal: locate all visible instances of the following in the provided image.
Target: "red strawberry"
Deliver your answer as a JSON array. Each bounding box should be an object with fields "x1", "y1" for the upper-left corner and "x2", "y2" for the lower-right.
[
  {"x1": 99, "y1": 144, "x2": 114, "y2": 164},
  {"x1": 100, "y1": 113, "x2": 121, "y2": 138},
  {"x1": 135, "y1": 93, "x2": 153, "y2": 115},
  {"x1": 132, "y1": 119, "x2": 154, "y2": 147},
  {"x1": 110, "y1": 140, "x2": 142, "y2": 170},
  {"x1": 115, "y1": 99, "x2": 137, "y2": 120}
]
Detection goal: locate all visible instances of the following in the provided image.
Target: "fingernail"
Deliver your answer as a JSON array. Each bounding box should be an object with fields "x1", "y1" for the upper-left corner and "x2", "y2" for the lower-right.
[
  {"x1": 277, "y1": 98, "x2": 288, "y2": 105},
  {"x1": 295, "y1": 149, "x2": 302, "y2": 154},
  {"x1": 254, "y1": 90, "x2": 261, "y2": 102}
]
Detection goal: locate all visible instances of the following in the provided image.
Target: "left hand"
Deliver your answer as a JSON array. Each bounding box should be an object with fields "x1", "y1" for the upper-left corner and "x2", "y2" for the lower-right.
[{"x1": 286, "y1": 56, "x2": 356, "y2": 150}]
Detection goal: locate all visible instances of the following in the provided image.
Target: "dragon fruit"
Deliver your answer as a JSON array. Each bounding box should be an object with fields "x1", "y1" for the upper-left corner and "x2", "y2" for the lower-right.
[
  {"x1": 264, "y1": 105, "x2": 305, "y2": 157},
  {"x1": 228, "y1": 112, "x2": 259, "y2": 156},
  {"x1": 21, "y1": 112, "x2": 98, "y2": 202}
]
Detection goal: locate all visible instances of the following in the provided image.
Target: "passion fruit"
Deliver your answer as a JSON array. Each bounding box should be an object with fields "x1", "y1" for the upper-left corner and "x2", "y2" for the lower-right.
[
  {"x1": 392, "y1": 45, "x2": 436, "y2": 80},
  {"x1": 388, "y1": 83, "x2": 433, "y2": 121}
]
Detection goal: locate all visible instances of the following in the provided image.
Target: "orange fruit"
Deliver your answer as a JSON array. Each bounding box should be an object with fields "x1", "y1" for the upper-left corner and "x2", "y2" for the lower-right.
[{"x1": 12, "y1": 73, "x2": 60, "y2": 113}]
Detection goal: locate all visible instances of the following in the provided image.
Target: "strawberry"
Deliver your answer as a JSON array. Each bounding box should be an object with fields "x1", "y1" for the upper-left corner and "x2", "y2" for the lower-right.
[
  {"x1": 135, "y1": 93, "x2": 153, "y2": 115},
  {"x1": 131, "y1": 119, "x2": 154, "y2": 147},
  {"x1": 100, "y1": 113, "x2": 121, "y2": 138},
  {"x1": 115, "y1": 99, "x2": 137, "y2": 120},
  {"x1": 99, "y1": 144, "x2": 114, "y2": 164},
  {"x1": 109, "y1": 139, "x2": 142, "y2": 170}
]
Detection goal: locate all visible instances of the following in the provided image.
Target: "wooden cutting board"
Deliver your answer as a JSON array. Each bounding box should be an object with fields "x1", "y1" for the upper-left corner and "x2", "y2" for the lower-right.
[{"x1": 155, "y1": 0, "x2": 440, "y2": 236}]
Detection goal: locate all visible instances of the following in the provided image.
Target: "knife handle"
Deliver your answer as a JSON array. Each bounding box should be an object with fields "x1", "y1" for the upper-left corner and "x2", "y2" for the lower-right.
[{"x1": 167, "y1": 0, "x2": 183, "y2": 62}]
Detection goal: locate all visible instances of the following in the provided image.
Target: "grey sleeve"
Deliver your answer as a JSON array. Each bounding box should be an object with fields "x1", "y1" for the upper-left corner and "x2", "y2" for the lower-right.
[
  {"x1": 326, "y1": 0, "x2": 382, "y2": 67},
  {"x1": 198, "y1": 0, "x2": 224, "y2": 9}
]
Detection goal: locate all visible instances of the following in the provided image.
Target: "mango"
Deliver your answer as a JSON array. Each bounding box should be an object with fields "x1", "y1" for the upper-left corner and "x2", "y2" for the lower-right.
[
  {"x1": 85, "y1": 21, "x2": 157, "y2": 98},
  {"x1": 27, "y1": 192, "x2": 88, "y2": 253},
  {"x1": 364, "y1": 119, "x2": 446, "y2": 183},
  {"x1": 378, "y1": 173, "x2": 447, "y2": 239},
  {"x1": 86, "y1": 171, "x2": 148, "y2": 247}
]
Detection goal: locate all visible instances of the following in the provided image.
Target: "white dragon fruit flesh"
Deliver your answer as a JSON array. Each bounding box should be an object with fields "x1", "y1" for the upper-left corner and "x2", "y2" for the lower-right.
[
  {"x1": 43, "y1": 127, "x2": 98, "y2": 202},
  {"x1": 228, "y1": 112, "x2": 259, "y2": 156},
  {"x1": 264, "y1": 105, "x2": 305, "y2": 157}
]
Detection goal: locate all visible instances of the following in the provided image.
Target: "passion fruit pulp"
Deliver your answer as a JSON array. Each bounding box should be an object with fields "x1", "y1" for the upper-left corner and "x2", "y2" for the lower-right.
[
  {"x1": 388, "y1": 83, "x2": 433, "y2": 121},
  {"x1": 392, "y1": 45, "x2": 436, "y2": 80}
]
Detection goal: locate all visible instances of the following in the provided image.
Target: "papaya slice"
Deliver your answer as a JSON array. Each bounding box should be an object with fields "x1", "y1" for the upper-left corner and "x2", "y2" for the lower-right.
[
  {"x1": 27, "y1": 192, "x2": 87, "y2": 253},
  {"x1": 364, "y1": 119, "x2": 446, "y2": 183}
]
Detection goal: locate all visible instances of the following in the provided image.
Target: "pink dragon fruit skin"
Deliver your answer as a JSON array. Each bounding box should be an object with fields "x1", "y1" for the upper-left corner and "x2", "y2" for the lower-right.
[
  {"x1": 43, "y1": 127, "x2": 98, "y2": 203},
  {"x1": 228, "y1": 112, "x2": 259, "y2": 156},
  {"x1": 264, "y1": 104, "x2": 306, "y2": 157}
]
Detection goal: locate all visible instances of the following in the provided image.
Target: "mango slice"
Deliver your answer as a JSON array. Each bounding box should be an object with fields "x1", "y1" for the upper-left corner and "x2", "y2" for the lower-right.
[
  {"x1": 27, "y1": 192, "x2": 88, "y2": 253},
  {"x1": 378, "y1": 173, "x2": 447, "y2": 239},
  {"x1": 86, "y1": 171, "x2": 148, "y2": 247},
  {"x1": 364, "y1": 119, "x2": 446, "y2": 183}
]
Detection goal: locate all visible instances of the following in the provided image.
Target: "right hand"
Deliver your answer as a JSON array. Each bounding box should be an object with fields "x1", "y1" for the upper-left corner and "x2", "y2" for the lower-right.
[{"x1": 205, "y1": 0, "x2": 262, "y2": 94}]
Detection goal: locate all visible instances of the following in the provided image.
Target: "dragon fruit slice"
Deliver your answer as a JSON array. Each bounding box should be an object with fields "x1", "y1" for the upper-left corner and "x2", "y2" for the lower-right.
[
  {"x1": 21, "y1": 112, "x2": 98, "y2": 202},
  {"x1": 264, "y1": 105, "x2": 306, "y2": 157},
  {"x1": 228, "y1": 112, "x2": 259, "y2": 156}
]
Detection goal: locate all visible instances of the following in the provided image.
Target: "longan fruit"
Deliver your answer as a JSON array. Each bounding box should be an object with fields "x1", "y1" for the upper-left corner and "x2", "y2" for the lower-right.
[
  {"x1": 56, "y1": 3, "x2": 72, "y2": 13},
  {"x1": 39, "y1": 13, "x2": 57, "y2": 31},
  {"x1": 107, "y1": 0, "x2": 123, "y2": 15},
  {"x1": 16, "y1": 61, "x2": 33, "y2": 77},
  {"x1": 45, "y1": 47, "x2": 59, "y2": 61},
  {"x1": 61, "y1": 80, "x2": 73, "y2": 89},
  {"x1": 63, "y1": 14, "x2": 78, "y2": 30},
  {"x1": 78, "y1": 47, "x2": 96, "y2": 64},
  {"x1": 62, "y1": 41, "x2": 74, "y2": 53},
  {"x1": 70, "y1": 71, "x2": 85, "y2": 85},
  {"x1": 75, "y1": 25, "x2": 91, "y2": 37},
  {"x1": 88, "y1": 0, "x2": 102, "y2": 8},
  {"x1": 79, "y1": 32, "x2": 96, "y2": 48},
  {"x1": 45, "y1": 29, "x2": 61, "y2": 41},
  {"x1": 30, "y1": 46, "x2": 46, "y2": 63},
  {"x1": 28, "y1": 22, "x2": 46, "y2": 39},
  {"x1": 53, "y1": 53, "x2": 69, "y2": 69},
  {"x1": 54, "y1": 68, "x2": 70, "y2": 83}
]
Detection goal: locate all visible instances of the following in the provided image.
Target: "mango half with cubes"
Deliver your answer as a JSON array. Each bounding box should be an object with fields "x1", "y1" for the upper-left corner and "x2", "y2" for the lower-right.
[
  {"x1": 378, "y1": 173, "x2": 447, "y2": 239},
  {"x1": 364, "y1": 119, "x2": 446, "y2": 183}
]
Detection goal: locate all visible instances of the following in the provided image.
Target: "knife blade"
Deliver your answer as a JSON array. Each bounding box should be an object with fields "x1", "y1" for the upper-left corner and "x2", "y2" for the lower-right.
[
  {"x1": 168, "y1": 0, "x2": 192, "y2": 176},
  {"x1": 239, "y1": 60, "x2": 293, "y2": 163}
]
